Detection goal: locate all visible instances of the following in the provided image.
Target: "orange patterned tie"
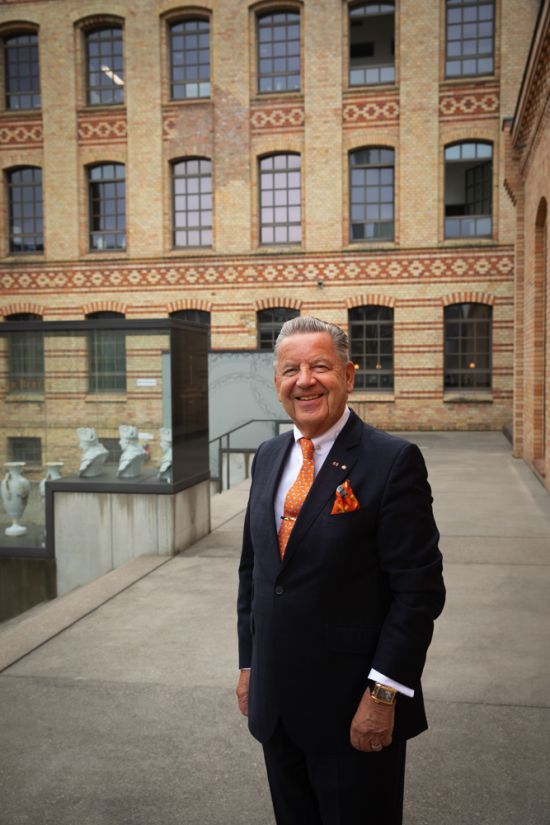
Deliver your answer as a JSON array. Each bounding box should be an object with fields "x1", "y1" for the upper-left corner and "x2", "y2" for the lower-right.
[{"x1": 278, "y1": 437, "x2": 315, "y2": 559}]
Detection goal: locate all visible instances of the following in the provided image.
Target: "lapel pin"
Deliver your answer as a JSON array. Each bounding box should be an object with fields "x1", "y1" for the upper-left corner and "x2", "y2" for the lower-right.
[
  {"x1": 331, "y1": 460, "x2": 340, "y2": 468},
  {"x1": 341, "y1": 464, "x2": 347, "y2": 470}
]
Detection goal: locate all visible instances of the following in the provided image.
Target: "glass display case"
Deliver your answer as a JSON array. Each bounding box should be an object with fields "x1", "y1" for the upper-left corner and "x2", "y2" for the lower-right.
[{"x1": 0, "y1": 318, "x2": 209, "y2": 558}]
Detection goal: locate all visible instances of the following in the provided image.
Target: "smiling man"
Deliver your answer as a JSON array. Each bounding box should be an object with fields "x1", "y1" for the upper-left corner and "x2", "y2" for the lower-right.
[{"x1": 237, "y1": 316, "x2": 445, "y2": 825}]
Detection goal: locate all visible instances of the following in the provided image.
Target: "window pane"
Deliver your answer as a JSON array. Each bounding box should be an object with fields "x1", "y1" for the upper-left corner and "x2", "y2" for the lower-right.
[
  {"x1": 4, "y1": 33, "x2": 41, "y2": 109},
  {"x1": 445, "y1": 0, "x2": 494, "y2": 77},
  {"x1": 172, "y1": 158, "x2": 213, "y2": 248},
  {"x1": 8, "y1": 167, "x2": 44, "y2": 253},
  {"x1": 259, "y1": 154, "x2": 301, "y2": 245},
  {"x1": 86, "y1": 28, "x2": 124, "y2": 105},
  {"x1": 257, "y1": 307, "x2": 299, "y2": 350},
  {"x1": 349, "y1": 147, "x2": 394, "y2": 243},
  {"x1": 88, "y1": 164, "x2": 126, "y2": 250},
  {"x1": 257, "y1": 11, "x2": 300, "y2": 93}
]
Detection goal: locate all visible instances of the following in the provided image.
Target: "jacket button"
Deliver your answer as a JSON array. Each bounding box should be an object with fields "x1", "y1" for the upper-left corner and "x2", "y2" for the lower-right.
[{"x1": 275, "y1": 585, "x2": 284, "y2": 595}]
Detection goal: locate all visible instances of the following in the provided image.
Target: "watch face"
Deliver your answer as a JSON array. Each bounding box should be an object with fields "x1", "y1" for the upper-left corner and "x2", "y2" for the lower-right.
[{"x1": 374, "y1": 685, "x2": 396, "y2": 703}]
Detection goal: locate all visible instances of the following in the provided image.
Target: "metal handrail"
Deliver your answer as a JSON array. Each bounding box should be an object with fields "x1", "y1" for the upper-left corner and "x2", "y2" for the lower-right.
[{"x1": 209, "y1": 418, "x2": 291, "y2": 492}]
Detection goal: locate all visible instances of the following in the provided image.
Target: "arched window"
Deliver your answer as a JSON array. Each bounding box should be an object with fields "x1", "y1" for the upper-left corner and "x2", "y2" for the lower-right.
[
  {"x1": 445, "y1": 0, "x2": 494, "y2": 78},
  {"x1": 85, "y1": 26, "x2": 124, "y2": 105},
  {"x1": 444, "y1": 142, "x2": 492, "y2": 238},
  {"x1": 170, "y1": 309, "x2": 211, "y2": 348},
  {"x1": 5, "y1": 312, "x2": 44, "y2": 393},
  {"x1": 169, "y1": 18, "x2": 210, "y2": 100},
  {"x1": 88, "y1": 163, "x2": 126, "y2": 251},
  {"x1": 172, "y1": 158, "x2": 212, "y2": 248},
  {"x1": 349, "y1": 3, "x2": 395, "y2": 86},
  {"x1": 257, "y1": 10, "x2": 300, "y2": 93},
  {"x1": 444, "y1": 303, "x2": 492, "y2": 389},
  {"x1": 257, "y1": 307, "x2": 299, "y2": 351},
  {"x1": 86, "y1": 311, "x2": 126, "y2": 393},
  {"x1": 349, "y1": 306, "x2": 393, "y2": 390},
  {"x1": 3, "y1": 31, "x2": 40, "y2": 109},
  {"x1": 6, "y1": 167, "x2": 44, "y2": 253},
  {"x1": 349, "y1": 148, "x2": 394, "y2": 241},
  {"x1": 259, "y1": 154, "x2": 301, "y2": 245}
]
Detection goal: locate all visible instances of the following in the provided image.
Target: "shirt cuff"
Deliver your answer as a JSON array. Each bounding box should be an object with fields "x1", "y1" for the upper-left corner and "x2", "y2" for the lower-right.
[{"x1": 368, "y1": 668, "x2": 415, "y2": 698}]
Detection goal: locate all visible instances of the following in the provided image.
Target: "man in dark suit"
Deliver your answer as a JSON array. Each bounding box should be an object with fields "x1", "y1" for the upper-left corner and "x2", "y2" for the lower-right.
[{"x1": 236, "y1": 316, "x2": 445, "y2": 825}]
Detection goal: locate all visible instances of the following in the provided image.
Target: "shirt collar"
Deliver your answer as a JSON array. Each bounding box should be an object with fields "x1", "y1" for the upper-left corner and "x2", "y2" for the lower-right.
[{"x1": 293, "y1": 407, "x2": 351, "y2": 453}]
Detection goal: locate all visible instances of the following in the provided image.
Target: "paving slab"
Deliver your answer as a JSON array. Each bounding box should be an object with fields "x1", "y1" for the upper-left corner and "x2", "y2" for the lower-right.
[{"x1": 0, "y1": 432, "x2": 549, "y2": 825}]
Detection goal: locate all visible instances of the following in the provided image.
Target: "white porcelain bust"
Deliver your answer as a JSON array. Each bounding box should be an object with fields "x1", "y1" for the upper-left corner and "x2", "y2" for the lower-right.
[
  {"x1": 77, "y1": 428, "x2": 109, "y2": 477},
  {"x1": 117, "y1": 425, "x2": 147, "y2": 479}
]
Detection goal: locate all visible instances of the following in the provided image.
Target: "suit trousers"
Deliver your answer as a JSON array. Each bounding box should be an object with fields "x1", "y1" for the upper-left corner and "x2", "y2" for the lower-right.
[{"x1": 262, "y1": 720, "x2": 406, "y2": 825}]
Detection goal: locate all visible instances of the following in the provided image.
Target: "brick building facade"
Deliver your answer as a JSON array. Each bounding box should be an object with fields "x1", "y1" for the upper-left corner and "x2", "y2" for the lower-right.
[
  {"x1": 505, "y1": 0, "x2": 550, "y2": 493},
  {"x1": 0, "y1": 0, "x2": 541, "y2": 448}
]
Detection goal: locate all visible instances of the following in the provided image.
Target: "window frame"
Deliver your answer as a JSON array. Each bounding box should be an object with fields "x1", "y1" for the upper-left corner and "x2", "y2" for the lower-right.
[
  {"x1": 87, "y1": 162, "x2": 126, "y2": 252},
  {"x1": 256, "y1": 9, "x2": 301, "y2": 95},
  {"x1": 349, "y1": 147, "x2": 395, "y2": 243},
  {"x1": 348, "y1": 2, "x2": 396, "y2": 88},
  {"x1": 257, "y1": 307, "x2": 300, "y2": 351},
  {"x1": 169, "y1": 17, "x2": 211, "y2": 101},
  {"x1": 7, "y1": 436, "x2": 42, "y2": 467},
  {"x1": 5, "y1": 312, "x2": 44, "y2": 394},
  {"x1": 6, "y1": 166, "x2": 44, "y2": 255},
  {"x1": 171, "y1": 157, "x2": 213, "y2": 249},
  {"x1": 86, "y1": 311, "x2": 127, "y2": 394},
  {"x1": 85, "y1": 25, "x2": 124, "y2": 106},
  {"x1": 445, "y1": 0, "x2": 495, "y2": 79},
  {"x1": 3, "y1": 30, "x2": 41, "y2": 110},
  {"x1": 349, "y1": 305, "x2": 394, "y2": 391},
  {"x1": 258, "y1": 153, "x2": 302, "y2": 246},
  {"x1": 444, "y1": 302, "x2": 492, "y2": 391},
  {"x1": 444, "y1": 141, "x2": 493, "y2": 240}
]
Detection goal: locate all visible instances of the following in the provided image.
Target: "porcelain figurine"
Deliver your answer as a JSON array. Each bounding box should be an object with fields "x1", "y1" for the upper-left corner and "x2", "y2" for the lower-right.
[
  {"x1": 39, "y1": 462, "x2": 64, "y2": 500},
  {"x1": 77, "y1": 428, "x2": 109, "y2": 477},
  {"x1": 1, "y1": 462, "x2": 31, "y2": 537},
  {"x1": 117, "y1": 425, "x2": 147, "y2": 478}
]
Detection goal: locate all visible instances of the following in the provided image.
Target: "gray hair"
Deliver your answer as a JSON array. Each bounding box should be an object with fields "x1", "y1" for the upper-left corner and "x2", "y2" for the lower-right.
[{"x1": 274, "y1": 316, "x2": 350, "y2": 364}]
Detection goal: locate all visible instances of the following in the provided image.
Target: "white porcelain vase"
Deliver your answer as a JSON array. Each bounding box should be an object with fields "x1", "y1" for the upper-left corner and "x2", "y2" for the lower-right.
[
  {"x1": 1, "y1": 462, "x2": 31, "y2": 537},
  {"x1": 39, "y1": 462, "x2": 64, "y2": 501}
]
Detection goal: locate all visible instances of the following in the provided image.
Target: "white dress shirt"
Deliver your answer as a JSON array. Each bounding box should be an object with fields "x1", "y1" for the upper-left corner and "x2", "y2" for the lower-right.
[{"x1": 274, "y1": 406, "x2": 414, "y2": 698}]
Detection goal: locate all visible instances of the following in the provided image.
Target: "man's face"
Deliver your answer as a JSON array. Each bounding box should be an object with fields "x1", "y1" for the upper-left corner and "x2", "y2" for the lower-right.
[{"x1": 274, "y1": 332, "x2": 355, "y2": 438}]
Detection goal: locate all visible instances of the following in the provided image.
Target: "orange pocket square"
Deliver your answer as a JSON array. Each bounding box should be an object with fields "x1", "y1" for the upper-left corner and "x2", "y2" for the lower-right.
[{"x1": 330, "y1": 479, "x2": 361, "y2": 514}]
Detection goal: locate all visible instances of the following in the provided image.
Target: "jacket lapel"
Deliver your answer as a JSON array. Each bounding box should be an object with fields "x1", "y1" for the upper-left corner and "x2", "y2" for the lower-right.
[
  {"x1": 260, "y1": 430, "x2": 294, "y2": 560},
  {"x1": 280, "y1": 411, "x2": 364, "y2": 568}
]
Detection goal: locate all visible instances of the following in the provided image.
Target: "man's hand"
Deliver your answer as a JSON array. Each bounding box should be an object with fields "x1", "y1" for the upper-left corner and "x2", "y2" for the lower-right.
[
  {"x1": 350, "y1": 688, "x2": 395, "y2": 752},
  {"x1": 236, "y1": 669, "x2": 250, "y2": 717}
]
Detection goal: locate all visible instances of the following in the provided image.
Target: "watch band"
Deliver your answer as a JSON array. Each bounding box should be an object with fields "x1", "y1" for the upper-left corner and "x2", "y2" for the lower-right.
[{"x1": 370, "y1": 682, "x2": 398, "y2": 705}]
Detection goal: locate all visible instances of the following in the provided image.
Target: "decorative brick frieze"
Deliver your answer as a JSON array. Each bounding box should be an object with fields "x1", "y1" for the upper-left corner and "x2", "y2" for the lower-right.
[
  {"x1": 0, "y1": 249, "x2": 514, "y2": 294},
  {"x1": 0, "y1": 117, "x2": 43, "y2": 149},
  {"x1": 343, "y1": 92, "x2": 399, "y2": 127},
  {"x1": 439, "y1": 84, "x2": 499, "y2": 121},
  {"x1": 77, "y1": 112, "x2": 127, "y2": 145},
  {"x1": 250, "y1": 102, "x2": 305, "y2": 133}
]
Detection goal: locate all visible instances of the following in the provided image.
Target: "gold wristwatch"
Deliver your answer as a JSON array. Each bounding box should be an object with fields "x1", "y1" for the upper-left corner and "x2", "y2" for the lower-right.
[{"x1": 370, "y1": 682, "x2": 398, "y2": 705}]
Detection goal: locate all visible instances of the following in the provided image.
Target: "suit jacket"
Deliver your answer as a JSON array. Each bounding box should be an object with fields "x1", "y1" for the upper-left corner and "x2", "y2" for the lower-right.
[{"x1": 237, "y1": 410, "x2": 445, "y2": 753}]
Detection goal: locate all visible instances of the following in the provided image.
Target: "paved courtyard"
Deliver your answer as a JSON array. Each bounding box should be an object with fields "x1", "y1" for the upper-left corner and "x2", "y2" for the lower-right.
[{"x1": 0, "y1": 432, "x2": 549, "y2": 825}]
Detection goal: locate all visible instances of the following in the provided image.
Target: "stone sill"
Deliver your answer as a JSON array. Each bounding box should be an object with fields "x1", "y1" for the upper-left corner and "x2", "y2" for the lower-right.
[
  {"x1": 5, "y1": 393, "x2": 45, "y2": 403},
  {"x1": 444, "y1": 392, "x2": 493, "y2": 404}
]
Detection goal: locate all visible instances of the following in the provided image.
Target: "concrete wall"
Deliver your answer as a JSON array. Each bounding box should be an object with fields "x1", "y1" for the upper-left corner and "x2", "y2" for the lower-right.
[{"x1": 54, "y1": 480, "x2": 210, "y2": 595}]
